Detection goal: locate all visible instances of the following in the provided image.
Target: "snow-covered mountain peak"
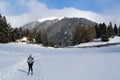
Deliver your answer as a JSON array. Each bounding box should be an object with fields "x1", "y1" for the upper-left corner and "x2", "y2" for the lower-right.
[
  {"x1": 37, "y1": 16, "x2": 92, "y2": 23},
  {"x1": 38, "y1": 17, "x2": 64, "y2": 22}
]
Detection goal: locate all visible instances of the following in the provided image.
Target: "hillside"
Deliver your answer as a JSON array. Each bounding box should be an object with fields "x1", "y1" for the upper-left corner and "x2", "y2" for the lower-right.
[
  {"x1": 21, "y1": 17, "x2": 96, "y2": 32},
  {"x1": 21, "y1": 17, "x2": 97, "y2": 46}
]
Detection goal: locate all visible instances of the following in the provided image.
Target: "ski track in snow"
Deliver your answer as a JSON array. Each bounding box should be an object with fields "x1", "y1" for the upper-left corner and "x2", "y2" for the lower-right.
[{"x1": 0, "y1": 54, "x2": 41, "y2": 80}]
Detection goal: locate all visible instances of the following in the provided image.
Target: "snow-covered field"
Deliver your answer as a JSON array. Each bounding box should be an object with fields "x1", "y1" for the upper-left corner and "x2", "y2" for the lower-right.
[
  {"x1": 0, "y1": 43, "x2": 120, "y2": 80},
  {"x1": 74, "y1": 36, "x2": 120, "y2": 47}
]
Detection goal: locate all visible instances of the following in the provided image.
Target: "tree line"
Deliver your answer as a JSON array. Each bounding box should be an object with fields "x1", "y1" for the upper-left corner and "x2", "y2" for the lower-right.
[
  {"x1": 72, "y1": 22, "x2": 120, "y2": 45},
  {"x1": 0, "y1": 14, "x2": 120, "y2": 47},
  {"x1": 0, "y1": 14, "x2": 33, "y2": 43},
  {"x1": 0, "y1": 14, "x2": 12, "y2": 43},
  {"x1": 26, "y1": 22, "x2": 120, "y2": 46}
]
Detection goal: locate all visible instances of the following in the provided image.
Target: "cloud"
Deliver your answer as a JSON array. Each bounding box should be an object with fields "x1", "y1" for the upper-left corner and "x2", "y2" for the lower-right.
[
  {"x1": 0, "y1": 1, "x2": 8, "y2": 14},
  {"x1": 5, "y1": 0, "x2": 120, "y2": 27}
]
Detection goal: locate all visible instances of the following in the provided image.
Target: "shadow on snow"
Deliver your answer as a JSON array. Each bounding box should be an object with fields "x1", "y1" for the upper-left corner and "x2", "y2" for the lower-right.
[{"x1": 17, "y1": 69, "x2": 28, "y2": 74}]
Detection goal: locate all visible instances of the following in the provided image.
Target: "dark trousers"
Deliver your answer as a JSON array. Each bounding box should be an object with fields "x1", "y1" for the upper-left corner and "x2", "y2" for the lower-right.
[{"x1": 28, "y1": 63, "x2": 33, "y2": 73}]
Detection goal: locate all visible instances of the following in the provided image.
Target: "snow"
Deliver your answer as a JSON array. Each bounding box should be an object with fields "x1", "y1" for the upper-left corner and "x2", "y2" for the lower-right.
[
  {"x1": 38, "y1": 16, "x2": 92, "y2": 23},
  {"x1": 38, "y1": 17, "x2": 63, "y2": 22},
  {"x1": 74, "y1": 36, "x2": 120, "y2": 47},
  {"x1": 22, "y1": 37, "x2": 27, "y2": 41},
  {"x1": 0, "y1": 42, "x2": 120, "y2": 80},
  {"x1": 15, "y1": 37, "x2": 28, "y2": 43}
]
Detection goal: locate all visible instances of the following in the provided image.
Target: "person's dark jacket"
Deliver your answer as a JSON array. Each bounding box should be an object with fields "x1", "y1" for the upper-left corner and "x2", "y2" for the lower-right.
[{"x1": 27, "y1": 57, "x2": 34, "y2": 64}]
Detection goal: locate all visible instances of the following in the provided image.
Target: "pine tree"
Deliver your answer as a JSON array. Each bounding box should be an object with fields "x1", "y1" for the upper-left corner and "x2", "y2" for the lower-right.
[
  {"x1": 19, "y1": 27, "x2": 23, "y2": 39},
  {"x1": 107, "y1": 22, "x2": 114, "y2": 37},
  {"x1": 101, "y1": 23, "x2": 109, "y2": 42},
  {"x1": 95, "y1": 24, "x2": 101, "y2": 38},
  {"x1": 114, "y1": 24, "x2": 118, "y2": 35},
  {"x1": 0, "y1": 14, "x2": 2, "y2": 18},
  {"x1": 2, "y1": 16, "x2": 7, "y2": 23},
  {"x1": 118, "y1": 26, "x2": 120, "y2": 36},
  {"x1": 99, "y1": 23, "x2": 102, "y2": 37},
  {"x1": 12, "y1": 28, "x2": 19, "y2": 41},
  {"x1": 26, "y1": 29, "x2": 30, "y2": 36},
  {"x1": 35, "y1": 30, "x2": 42, "y2": 44},
  {"x1": 0, "y1": 14, "x2": 12, "y2": 43},
  {"x1": 9, "y1": 28, "x2": 15, "y2": 42}
]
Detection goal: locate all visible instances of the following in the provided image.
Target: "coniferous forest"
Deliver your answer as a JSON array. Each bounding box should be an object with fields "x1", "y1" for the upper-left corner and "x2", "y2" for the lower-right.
[
  {"x1": 0, "y1": 14, "x2": 120, "y2": 46},
  {"x1": 0, "y1": 14, "x2": 32, "y2": 43},
  {"x1": 0, "y1": 14, "x2": 12, "y2": 43}
]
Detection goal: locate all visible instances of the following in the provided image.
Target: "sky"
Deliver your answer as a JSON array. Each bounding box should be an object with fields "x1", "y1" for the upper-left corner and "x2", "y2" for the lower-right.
[{"x1": 0, "y1": 0, "x2": 120, "y2": 27}]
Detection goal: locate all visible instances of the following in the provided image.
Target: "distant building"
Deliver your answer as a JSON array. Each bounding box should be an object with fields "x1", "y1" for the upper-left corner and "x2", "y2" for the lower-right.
[{"x1": 15, "y1": 37, "x2": 29, "y2": 43}]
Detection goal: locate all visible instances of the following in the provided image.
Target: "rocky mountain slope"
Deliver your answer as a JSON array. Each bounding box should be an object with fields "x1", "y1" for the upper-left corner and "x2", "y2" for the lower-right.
[{"x1": 22, "y1": 17, "x2": 97, "y2": 46}]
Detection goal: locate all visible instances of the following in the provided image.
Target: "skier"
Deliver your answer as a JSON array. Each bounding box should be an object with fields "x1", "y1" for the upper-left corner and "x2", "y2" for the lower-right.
[{"x1": 27, "y1": 54, "x2": 34, "y2": 75}]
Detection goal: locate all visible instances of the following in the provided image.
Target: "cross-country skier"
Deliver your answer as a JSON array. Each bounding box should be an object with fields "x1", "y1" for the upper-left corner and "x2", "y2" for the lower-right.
[{"x1": 27, "y1": 54, "x2": 34, "y2": 75}]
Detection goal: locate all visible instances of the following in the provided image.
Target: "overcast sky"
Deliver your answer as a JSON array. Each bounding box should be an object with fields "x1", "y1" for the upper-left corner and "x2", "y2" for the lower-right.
[{"x1": 0, "y1": 0, "x2": 120, "y2": 27}]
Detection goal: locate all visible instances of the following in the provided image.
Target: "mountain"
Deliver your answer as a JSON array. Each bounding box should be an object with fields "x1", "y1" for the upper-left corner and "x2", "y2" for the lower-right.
[
  {"x1": 21, "y1": 17, "x2": 62, "y2": 31},
  {"x1": 21, "y1": 17, "x2": 97, "y2": 46}
]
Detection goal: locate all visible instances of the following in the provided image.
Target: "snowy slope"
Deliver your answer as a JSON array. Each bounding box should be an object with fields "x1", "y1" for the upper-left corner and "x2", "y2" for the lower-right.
[
  {"x1": 38, "y1": 17, "x2": 64, "y2": 22},
  {"x1": 74, "y1": 36, "x2": 120, "y2": 48},
  {"x1": 0, "y1": 43, "x2": 120, "y2": 80}
]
